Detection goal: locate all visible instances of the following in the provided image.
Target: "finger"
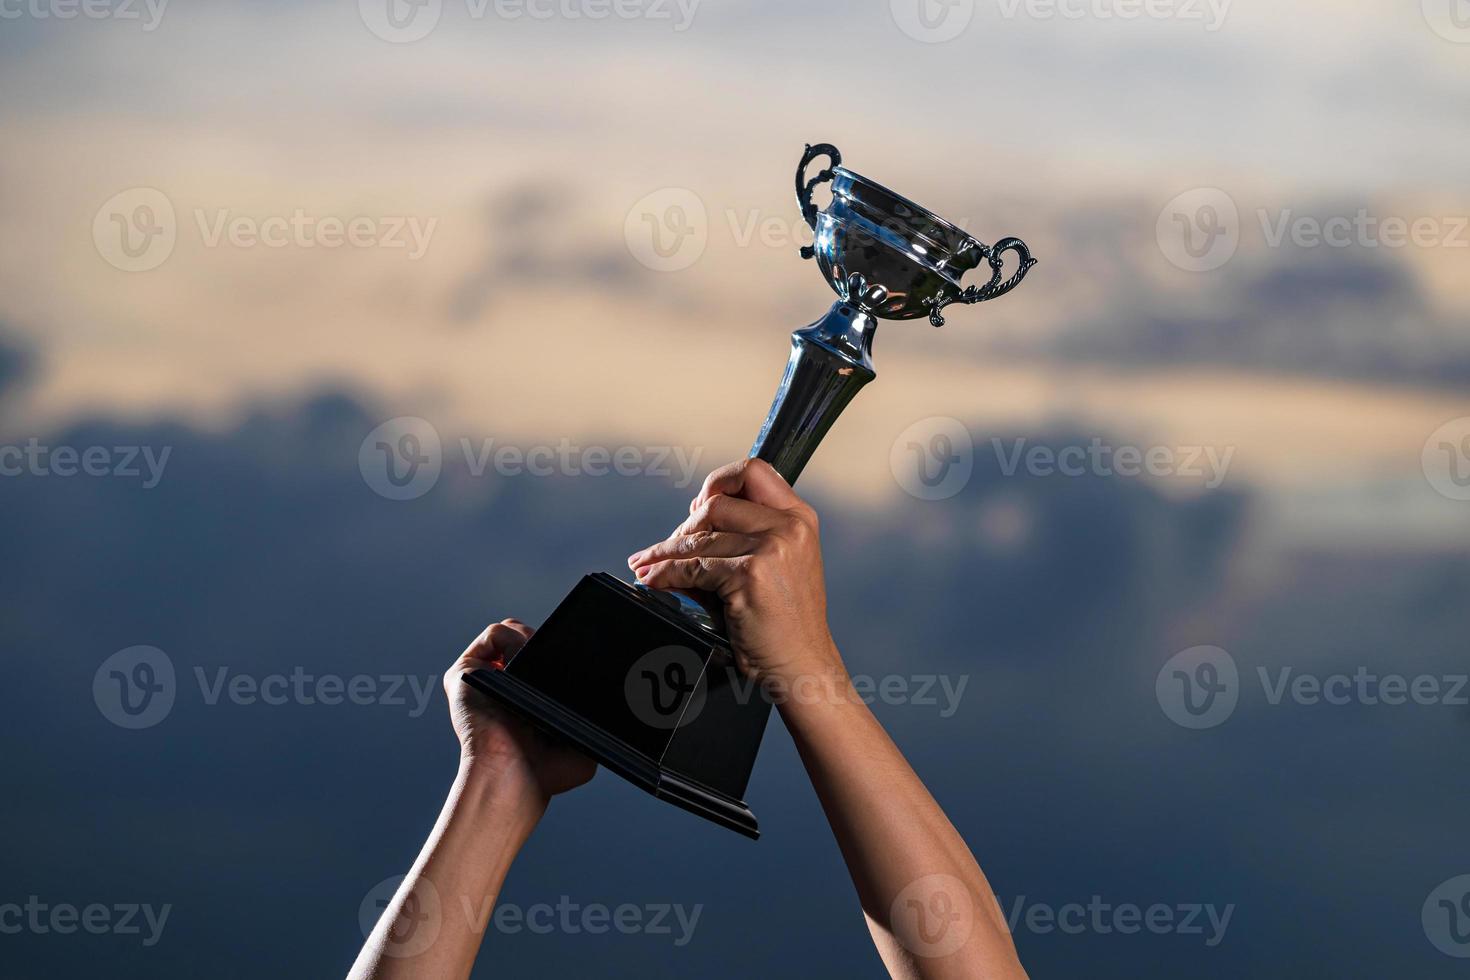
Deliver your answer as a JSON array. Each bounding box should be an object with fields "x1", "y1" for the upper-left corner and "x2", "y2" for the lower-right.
[
  {"x1": 692, "y1": 458, "x2": 804, "y2": 512},
  {"x1": 673, "y1": 493, "x2": 786, "y2": 538},
  {"x1": 627, "y1": 531, "x2": 757, "y2": 571},
  {"x1": 636, "y1": 556, "x2": 748, "y2": 595},
  {"x1": 462, "y1": 620, "x2": 532, "y2": 668}
]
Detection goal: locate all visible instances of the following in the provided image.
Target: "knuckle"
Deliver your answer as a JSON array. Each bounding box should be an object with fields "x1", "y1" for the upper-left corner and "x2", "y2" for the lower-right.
[{"x1": 703, "y1": 494, "x2": 729, "y2": 523}]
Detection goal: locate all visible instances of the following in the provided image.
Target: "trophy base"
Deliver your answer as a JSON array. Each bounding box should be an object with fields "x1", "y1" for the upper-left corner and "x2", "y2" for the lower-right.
[{"x1": 462, "y1": 573, "x2": 770, "y2": 840}]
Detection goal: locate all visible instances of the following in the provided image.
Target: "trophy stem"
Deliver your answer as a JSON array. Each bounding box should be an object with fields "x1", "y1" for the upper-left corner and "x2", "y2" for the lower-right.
[{"x1": 750, "y1": 301, "x2": 877, "y2": 486}]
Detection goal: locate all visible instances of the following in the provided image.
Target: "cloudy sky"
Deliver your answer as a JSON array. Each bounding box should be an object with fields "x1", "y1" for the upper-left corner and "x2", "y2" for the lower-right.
[{"x1": 1, "y1": 2, "x2": 1468, "y2": 977}]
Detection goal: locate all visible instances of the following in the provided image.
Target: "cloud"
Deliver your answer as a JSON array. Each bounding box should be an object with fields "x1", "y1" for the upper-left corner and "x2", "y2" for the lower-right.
[{"x1": 0, "y1": 392, "x2": 1462, "y2": 977}]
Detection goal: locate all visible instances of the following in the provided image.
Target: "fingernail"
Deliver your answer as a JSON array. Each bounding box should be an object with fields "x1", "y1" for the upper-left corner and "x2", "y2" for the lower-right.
[
  {"x1": 634, "y1": 564, "x2": 648, "y2": 580},
  {"x1": 627, "y1": 551, "x2": 642, "y2": 568}
]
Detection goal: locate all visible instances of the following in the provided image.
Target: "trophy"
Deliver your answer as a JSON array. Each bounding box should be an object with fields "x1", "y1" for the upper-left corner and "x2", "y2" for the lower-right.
[{"x1": 464, "y1": 143, "x2": 1035, "y2": 839}]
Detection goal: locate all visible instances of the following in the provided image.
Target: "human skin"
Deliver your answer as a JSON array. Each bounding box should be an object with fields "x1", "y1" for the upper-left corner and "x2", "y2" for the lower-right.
[
  {"x1": 349, "y1": 458, "x2": 1026, "y2": 979},
  {"x1": 628, "y1": 458, "x2": 1028, "y2": 979},
  {"x1": 346, "y1": 620, "x2": 594, "y2": 980}
]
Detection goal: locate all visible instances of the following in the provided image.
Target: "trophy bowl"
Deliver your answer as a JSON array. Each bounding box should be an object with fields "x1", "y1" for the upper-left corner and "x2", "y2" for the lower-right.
[{"x1": 797, "y1": 143, "x2": 1036, "y2": 327}]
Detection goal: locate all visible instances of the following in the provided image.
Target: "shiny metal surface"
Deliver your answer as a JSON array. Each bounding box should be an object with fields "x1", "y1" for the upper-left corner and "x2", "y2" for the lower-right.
[
  {"x1": 795, "y1": 142, "x2": 1037, "y2": 327},
  {"x1": 641, "y1": 143, "x2": 1036, "y2": 636},
  {"x1": 750, "y1": 302, "x2": 876, "y2": 486}
]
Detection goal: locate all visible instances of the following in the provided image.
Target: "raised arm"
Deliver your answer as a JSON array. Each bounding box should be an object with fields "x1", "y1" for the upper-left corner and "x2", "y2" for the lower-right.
[
  {"x1": 629, "y1": 459, "x2": 1027, "y2": 979},
  {"x1": 348, "y1": 621, "x2": 594, "y2": 980}
]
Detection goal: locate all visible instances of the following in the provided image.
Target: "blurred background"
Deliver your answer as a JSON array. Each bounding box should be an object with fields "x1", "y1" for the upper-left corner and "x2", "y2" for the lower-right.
[{"x1": 1, "y1": 1, "x2": 1468, "y2": 976}]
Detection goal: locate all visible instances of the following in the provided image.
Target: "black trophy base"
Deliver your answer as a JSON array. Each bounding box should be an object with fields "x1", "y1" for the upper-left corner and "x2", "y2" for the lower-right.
[{"x1": 463, "y1": 573, "x2": 771, "y2": 839}]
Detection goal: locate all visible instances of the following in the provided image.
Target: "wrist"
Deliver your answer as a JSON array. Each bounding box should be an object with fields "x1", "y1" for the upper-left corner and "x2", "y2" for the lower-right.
[
  {"x1": 457, "y1": 753, "x2": 550, "y2": 829},
  {"x1": 762, "y1": 637, "x2": 854, "y2": 713}
]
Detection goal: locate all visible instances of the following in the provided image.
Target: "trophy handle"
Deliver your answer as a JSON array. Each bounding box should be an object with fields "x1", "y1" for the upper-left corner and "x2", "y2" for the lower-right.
[
  {"x1": 795, "y1": 142, "x2": 841, "y2": 260},
  {"x1": 928, "y1": 236, "x2": 1038, "y2": 327}
]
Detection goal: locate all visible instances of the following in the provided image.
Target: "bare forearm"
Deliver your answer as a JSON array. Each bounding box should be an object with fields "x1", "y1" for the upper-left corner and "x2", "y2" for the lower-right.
[
  {"x1": 348, "y1": 757, "x2": 545, "y2": 980},
  {"x1": 782, "y1": 651, "x2": 1026, "y2": 980}
]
